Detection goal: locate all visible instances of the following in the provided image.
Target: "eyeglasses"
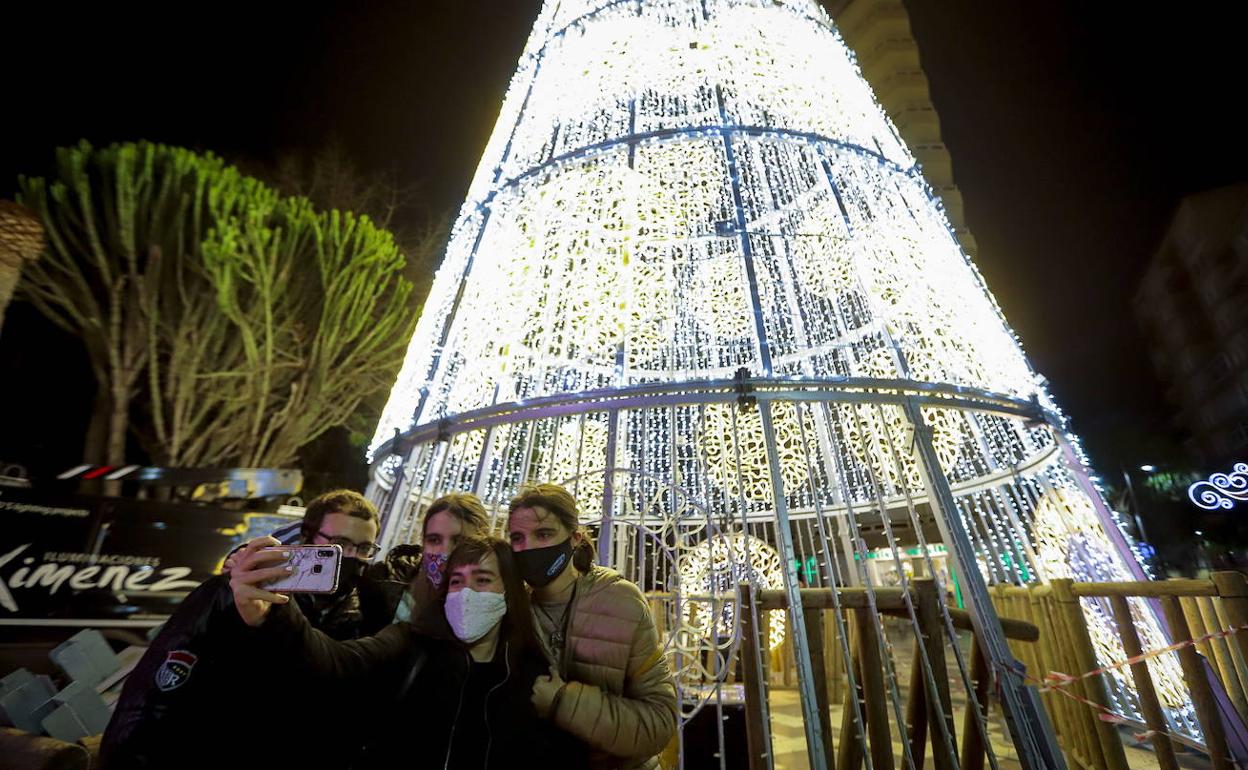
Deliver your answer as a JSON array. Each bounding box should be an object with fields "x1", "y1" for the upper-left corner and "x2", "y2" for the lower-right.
[{"x1": 314, "y1": 531, "x2": 380, "y2": 559}]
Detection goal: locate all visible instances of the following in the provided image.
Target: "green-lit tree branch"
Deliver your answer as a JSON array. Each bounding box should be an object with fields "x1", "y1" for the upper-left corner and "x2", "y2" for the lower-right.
[
  {"x1": 17, "y1": 141, "x2": 420, "y2": 471},
  {"x1": 17, "y1": 142, "x2": 238, "y2": 473}
]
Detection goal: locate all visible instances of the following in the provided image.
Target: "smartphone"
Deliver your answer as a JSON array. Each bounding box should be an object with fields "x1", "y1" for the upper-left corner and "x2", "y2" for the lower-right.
[{"x1": 259, "y1": 544, "x2": 342, "y2": 593}]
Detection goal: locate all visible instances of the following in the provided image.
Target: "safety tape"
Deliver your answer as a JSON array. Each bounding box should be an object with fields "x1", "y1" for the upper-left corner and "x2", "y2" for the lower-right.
[
  {"x1": 1038, "y1": 622, "x2": 1248, "y2": 688},
  {"x1": 993, "y1": 661, "x2": 1179, "y2": 745},
  {"x1": 994, "y1": 622, "x2": 1248, "y2": 751}
]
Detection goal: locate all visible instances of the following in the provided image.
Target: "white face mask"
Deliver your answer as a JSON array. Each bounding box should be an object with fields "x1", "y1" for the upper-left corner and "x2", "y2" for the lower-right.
[{"x1": 444, "y1": 587, "x2": 507, "y2": 643}]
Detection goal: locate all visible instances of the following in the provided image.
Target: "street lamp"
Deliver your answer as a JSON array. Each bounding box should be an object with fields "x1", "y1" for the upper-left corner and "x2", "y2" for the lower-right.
[
  {"x1": 1121, "y1": 464, "x2": 1156, "y2": 544},
  {"x1": 1194, "y1": 529, "x2": 1210, "y2": 572}
]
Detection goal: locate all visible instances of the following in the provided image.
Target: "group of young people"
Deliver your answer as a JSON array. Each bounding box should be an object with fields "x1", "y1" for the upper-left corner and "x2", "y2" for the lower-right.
[{"x1": 101, "y1": 484, "x2": 677, "y2": 770}]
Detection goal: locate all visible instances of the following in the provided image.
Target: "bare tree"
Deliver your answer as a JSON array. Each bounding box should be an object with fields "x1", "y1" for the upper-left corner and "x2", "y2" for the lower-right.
[
  {"x1": 264, "y1": 142, "x2": 450, "y2": 308},
  {"x1": 258, "y1": 142, "x2": 451, "y2": 447}
]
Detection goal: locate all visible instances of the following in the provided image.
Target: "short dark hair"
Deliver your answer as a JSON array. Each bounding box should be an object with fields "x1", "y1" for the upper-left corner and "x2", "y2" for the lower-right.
[
  {"x1": 507, "y1": 483, "x2": 596, "y2": 572},
  {"x1": 301, "y1": 489, "x2": 379, "y2": 541},
  {"x1": 421, "y1": 493, "x2": 489, "y2": 538}
]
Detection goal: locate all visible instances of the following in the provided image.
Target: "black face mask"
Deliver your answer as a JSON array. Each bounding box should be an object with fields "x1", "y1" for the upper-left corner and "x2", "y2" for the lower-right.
[
  {"x1": 334, "y1": 557, "x2": 367, "y2": 597},
  {"x1": 514, "y1": 538, "x2": 575, "y2": 588}
]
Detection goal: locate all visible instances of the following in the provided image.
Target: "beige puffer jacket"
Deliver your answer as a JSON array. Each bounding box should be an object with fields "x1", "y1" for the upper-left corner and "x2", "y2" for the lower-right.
[{"x1": 535, "y1": 565, "x2": 678, "y2": 770}]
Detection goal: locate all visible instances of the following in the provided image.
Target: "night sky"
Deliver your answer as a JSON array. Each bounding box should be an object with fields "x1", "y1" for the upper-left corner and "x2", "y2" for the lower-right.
[{"x1": 2, "y1": 1, "x2": 1245, "y2": 477}]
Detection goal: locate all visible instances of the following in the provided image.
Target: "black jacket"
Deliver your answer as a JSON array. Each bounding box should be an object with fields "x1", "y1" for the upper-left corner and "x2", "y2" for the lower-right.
[
  {"x1": 253, "y1": 600, "x2": 587, "y2": 770},
  {"x1": 100, "y1": 573, "x2": 402, "y2": 769},
  {"x1": 359, "y1": 543, "x2": 423, "y2": 628}
]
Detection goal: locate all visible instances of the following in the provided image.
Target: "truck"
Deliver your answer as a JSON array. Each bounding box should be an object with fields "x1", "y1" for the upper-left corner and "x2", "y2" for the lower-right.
[{"x1": 0, "y1": 467, "x2": 303, "y2": 670}]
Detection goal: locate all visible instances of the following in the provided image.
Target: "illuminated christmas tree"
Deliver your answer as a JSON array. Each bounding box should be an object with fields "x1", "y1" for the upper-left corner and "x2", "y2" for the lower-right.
[{"x1": 367, "y1": 1, "x2": 1192, "y2": 764}]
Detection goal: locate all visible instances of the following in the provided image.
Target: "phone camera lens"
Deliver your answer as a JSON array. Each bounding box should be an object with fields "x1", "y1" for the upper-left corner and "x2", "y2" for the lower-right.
[{"x1": 318, "y1": 550, "x2": 334, "y2": 558}]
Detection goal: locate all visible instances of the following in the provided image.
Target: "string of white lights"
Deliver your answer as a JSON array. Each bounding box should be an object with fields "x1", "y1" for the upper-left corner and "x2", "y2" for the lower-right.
[{"x1": 369, "y1": 0, "x2": 1187, "y2": 745}]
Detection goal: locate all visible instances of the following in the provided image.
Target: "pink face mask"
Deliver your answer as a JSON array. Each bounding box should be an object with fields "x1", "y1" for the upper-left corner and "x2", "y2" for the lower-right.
[{"x1": 424, "y1": 552, "x2": 449, "y2": 588}]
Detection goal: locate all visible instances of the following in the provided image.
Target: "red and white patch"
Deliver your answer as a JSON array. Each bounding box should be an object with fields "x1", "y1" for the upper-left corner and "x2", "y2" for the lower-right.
[{"x1": 155, "y1": 649, "x2": 198, "y2": 692}]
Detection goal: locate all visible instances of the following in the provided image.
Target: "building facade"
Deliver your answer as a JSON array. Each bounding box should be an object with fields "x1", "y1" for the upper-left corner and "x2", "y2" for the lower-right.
[
  {"x1": 1135, "y1": 185, "x2": 1248, "y2": 463},
  {"x1": 829, "y1": 0, "x2": 979, "y2": 260}
]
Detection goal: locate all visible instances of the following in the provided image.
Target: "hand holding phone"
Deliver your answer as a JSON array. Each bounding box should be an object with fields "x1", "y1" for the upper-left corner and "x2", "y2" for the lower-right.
[
  {"x1": 229, "y1": 537, "x2": 292, "y2": 626},
  {"x1": 258, "y1": 544, "x2": 343, "y2": 594}
]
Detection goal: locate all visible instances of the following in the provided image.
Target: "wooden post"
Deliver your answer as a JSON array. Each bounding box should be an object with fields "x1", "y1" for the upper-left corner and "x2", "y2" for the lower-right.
[
  {"x1": 905, "y1": 635, "x2": 929, "y2": 770},
  {"x1": 1010, "y1": 588, "x2": 1044, "y2": 720},
  {"x1": 838, "y1": 619, "x2": 866, "y2": 770},
  {"x1": 1198, "y1": 595, "x2": 1248, "y2": 717},
  {"x1": 1211, "y1": 592, "x2": 1248, "y2": 721},
  {"x1": 1051, "y1": 579, "x2": 1130, "y2": 770},
  {"x1": 1045, "y1": 585, "x2": 1093, "y2": 766},
  {"x1": 1045, "y1": 584, "x2": 1096, "y2": 768},
  {"x1": 1108, "y1": 594, "x2": 1179, "y2": 770},
  {"x1": 853, "y1": 607, "x2": 895, "y2": 770},
  {"x1": 1027, "y1": 589, "x2": 1065, "y2": 746},
  {"x1": 1212, "y1": 571, "x2": 1248, "y2": 718},
  {"x1": 826, "y1": 610, "x2": 843, "y2": 703},
  {"x1": 960, "y1": 636, "x2": 991, "y2": 770},
  {"x1": 1181, "y1": 595, "x2": 1214, "y2": 664},
  {"x1": 916, "y1": 579, "x2": 956, "y2": 770},
  {"x1": 740, "y1": 584, "x2": 772, "y2": 770},
  {"x1": 1162, "y1": 595, "x2": 1232, "y2": 770},
  {"x1": 802, "y1": 602, "x2": 837, "y2": 770}
]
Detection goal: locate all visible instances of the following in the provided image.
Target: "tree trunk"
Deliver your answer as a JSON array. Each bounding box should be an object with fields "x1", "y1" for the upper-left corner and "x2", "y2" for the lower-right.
[
  {"x1": 104, "y1": 378, "x2": 129, "y2": 496},
  {"x1": 82, "y1": 380, "x2": 109, "y2": 466},
  {"x1": 76, "y1": 380, "x2": 111, "y2": 495}
]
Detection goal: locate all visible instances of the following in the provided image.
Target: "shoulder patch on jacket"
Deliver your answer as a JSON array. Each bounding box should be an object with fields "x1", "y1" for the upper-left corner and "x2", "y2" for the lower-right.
[{"x1": 155, "y1": 650, "x2": 198, "y2": 692}]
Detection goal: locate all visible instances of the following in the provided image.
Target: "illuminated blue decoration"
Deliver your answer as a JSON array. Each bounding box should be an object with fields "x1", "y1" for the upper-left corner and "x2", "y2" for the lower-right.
[{"x1": 1189, "y1": 462, "x2": 1248, "y2": 511}]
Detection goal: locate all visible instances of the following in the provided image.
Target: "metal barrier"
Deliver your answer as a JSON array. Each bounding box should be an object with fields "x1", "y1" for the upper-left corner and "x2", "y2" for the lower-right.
[
  {"x1": 733, "y1": 572, "x2": 1248, "y2": 770},
  {"x1": 737, "y1": 579, "x2": 1039, "y2": 770}
]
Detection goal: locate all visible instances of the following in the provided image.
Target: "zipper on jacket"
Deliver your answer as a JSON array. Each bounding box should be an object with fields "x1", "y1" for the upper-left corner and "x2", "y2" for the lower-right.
[
  {"x1": 481, "y1": 641, "x2": 511, "y2": 770},
  {"x1": 442, "y1": 649, "x2": 470, "y2": 770}
]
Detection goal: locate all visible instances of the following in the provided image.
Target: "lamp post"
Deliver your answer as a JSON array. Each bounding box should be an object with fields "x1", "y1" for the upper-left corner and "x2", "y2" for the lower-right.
[
  {"x1": 1121, "y1": 464, "x2": 1155, "y2": 543},
  {"x1": 0, "y1": 200, "x2": 45, "y2": 338},
  {"x1": 1194, "y1": 529, "x2": 1211, "y2": 573}
]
